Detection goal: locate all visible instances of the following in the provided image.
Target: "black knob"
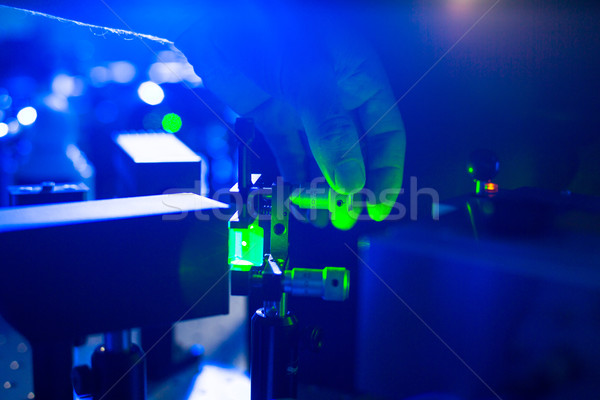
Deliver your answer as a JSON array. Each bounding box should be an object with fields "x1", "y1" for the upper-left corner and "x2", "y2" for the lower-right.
[{"x1": 467, "y1": 149, "x2": 499, "y2": 182}]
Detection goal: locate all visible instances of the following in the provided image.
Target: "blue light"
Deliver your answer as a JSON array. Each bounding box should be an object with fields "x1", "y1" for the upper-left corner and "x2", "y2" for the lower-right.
[
  {"x1": 43, "y1": 94, "x2": 69, "y2": 112},
  {"x1": 109, "y1": 61, "x2": 136, "y2": 84},
  {"x1": 0, "y1": 122, "x2": 8, "y2": 138},
  {"x1": 0, "y1": 93, "x2": 12, "y2": 110},
  {"x1": 7, "y1": 118, "x2": 20, "y2": 135},
  {"x1": 66, "y1": 144, "x2": 94, "y2": 179},
  {"x1": 52, "y1": 74, "x2": 76, "y2": 97},
  {"x1": 137, "y1": 81, "x2": 164, "y2": 106},
  {"x1": 90, "y1": 66, "x2": 110, "y2": 86},
  {"x1": 17, "y1": 107, "x2": 37, "y2": 126},
  {"x1": 186, "y1": 364, "x2": 250, "y2": 400}
]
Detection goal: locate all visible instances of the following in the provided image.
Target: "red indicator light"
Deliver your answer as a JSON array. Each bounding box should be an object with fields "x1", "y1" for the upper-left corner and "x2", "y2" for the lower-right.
[{"x1": 484, "y1": 182, "x2": 498, "y2": 193}]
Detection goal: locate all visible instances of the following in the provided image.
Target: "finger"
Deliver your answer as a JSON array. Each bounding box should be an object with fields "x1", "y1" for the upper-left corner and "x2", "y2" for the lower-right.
[
  {"x1": 360, "y1": 87, "x2": 406, "y2": 222},
  {"x1": 282, "y1": 60, "x2": 366, "y2": 195},
  {"x1": 304, "y1": 104, "x2": 366, "y2": 196},
  {"x1": 335, "y1": 49, "x2": 406, "y2": 221}
]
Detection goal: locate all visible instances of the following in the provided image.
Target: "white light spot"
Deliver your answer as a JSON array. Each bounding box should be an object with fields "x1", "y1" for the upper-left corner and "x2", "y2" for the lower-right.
[
  {"x1": 27, "y1": 392, "x2": 35, "y2": 399},
  {"x1": 147, "y1": 49, "x2": 202, "y2": 87},
  {"x1": 149, "y1": 62, "x2": 180, "y2": 84},
  {"x1": 0, "y1": 123, "x2": 8, "y2": 138},
  {"x1": 81, "y1": 166, "x2": 93, "y2": 179},
  {"x1": 66, "y1": 143, "x2": 82, "y2": 159},
  {"x1": 52, "y1": 74, "x2": 76, "y2": 97},
  {"x1": 90, "y1": 66, "x2": 110, "y2": 86},
  {"x1": 43, "y1": 94, "x2": 68, "y2": 112},
  {"x1": 0, "y1": 93, "x2": 11, "y2": 110},
  {"x1": 157, "y1": 50, "x2": 179, "y2": 62},
  {"x1": 71, "y1": 76, "x2": 85, "y2": 96},
  {"x1": 7, "y1": 119, "x2": 20, "y2": 134},
  {"x1": 66, "y1": 144, "x2": 95, "y2": 179},
  {"x1": 181, "y1": 63, "x2": 203, "y2": 86},
  {"x1": 148, "y1": 61, "x2": 203, "y2": 86},
  {"x1": 109, "y1": 61, "x2": 136, "y2": 83},
  {"x1": 17, "y1": 107, "x2": 37, "y2": 126},
  {"x1": 186, "y1": 365, "x2": 250, "y2": 400},
  {"x1": 9, "y1": 361, "x2": 19, "y2": 370},
  {"x1": 137, "y1": 81, "x2": 164, "y2": 106}
]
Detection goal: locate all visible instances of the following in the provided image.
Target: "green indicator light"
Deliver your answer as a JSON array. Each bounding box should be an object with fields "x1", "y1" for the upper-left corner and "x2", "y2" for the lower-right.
[
  {"x1": 468, "y1": 166, "x2": 474, "y2": 174},
  {"x1": 162, "y1": 113, "x2": 182, "y2": 133},
  {"x1": 475, "y1": 180, "x2": 481, "y2": 194}
]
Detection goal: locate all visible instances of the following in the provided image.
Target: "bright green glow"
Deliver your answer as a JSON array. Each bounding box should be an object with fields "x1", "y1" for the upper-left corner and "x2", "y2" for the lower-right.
[
  {"x1": 230, "y1": 259, "x2": 253, "y2": 266},
  {"x1": 228, "y1": 218, "x2": 264, "y2": 267},
  {"x1": 468, "y1": 166, "x2": 474, "y2": 174},
  {"x1": 466, "y1": 201, "x2": 479, "y2": 240},
  {"x1": 330, "y1": 191, "x2": 359, "y2": 230},
  {"x1": 366, "y1": 202, "x2": 390, "y2": 223},
  {"x1": 343, "y1": 269, "x2": 350, "y2": 295},
  {"x1": 162, "y1": 113, "x2": 182, "y2": 133},
  {"x1": 230, "y1": 259, "x2": 254, "y2": 272},
  {"x1": 474, "y1": 180, "x2": 481, "y2": 194},
  {"x1": 290, "y1": 187, "x2": 330, "y2": 210}
]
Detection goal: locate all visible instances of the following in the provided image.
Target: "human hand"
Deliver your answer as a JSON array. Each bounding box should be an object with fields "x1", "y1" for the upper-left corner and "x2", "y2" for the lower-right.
[{"x1": 176, "y1": 2, "x2": 405, "y2": 225}]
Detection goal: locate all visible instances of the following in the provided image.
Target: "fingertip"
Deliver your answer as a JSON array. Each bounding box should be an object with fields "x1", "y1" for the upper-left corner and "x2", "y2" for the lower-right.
[
  {"x1": 366, "y1": 187, "x2": 401, "y2": 222},
  {"x1": 331, "y1": 212, "x2": 357, "y2": 230},
  {"x1": 334, "y1": 159, "x2": 366, "y2": 195},
  {"x1": 367, "y1": 201, "x2": 392, "y2": 222},
  {"x1": 365, "y1": 167, "x2": 403, "y2": 222}
]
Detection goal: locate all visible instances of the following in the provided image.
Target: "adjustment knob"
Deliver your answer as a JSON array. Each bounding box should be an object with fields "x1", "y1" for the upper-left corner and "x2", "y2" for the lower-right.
[{"x1": 283, "y1": 267, "x2": 350, "y2": 301}]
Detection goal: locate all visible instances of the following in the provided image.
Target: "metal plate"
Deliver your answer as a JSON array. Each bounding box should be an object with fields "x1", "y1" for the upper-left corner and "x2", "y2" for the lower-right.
[{"x1": 0, "y1": 193, "x2": 230, "y2": 343}]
